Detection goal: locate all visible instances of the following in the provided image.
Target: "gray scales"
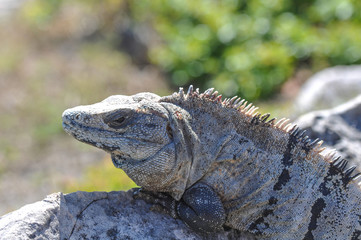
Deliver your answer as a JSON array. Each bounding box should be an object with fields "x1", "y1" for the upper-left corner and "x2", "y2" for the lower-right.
[{"x1": 62, "y1": 86, "x2": 361, "y2": 239}]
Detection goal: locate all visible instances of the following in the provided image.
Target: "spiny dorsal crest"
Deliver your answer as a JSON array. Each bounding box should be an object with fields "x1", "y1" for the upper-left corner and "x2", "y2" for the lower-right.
[{"x1": 176, "y1": 85, "x2": 361, "y2": 185}]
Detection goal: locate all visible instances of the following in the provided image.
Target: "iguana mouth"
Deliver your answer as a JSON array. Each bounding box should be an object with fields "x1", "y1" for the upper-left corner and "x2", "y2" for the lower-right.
[
  {"x1": 62, "y1": 121, "x2": 120, "y2": 152},
  {"x1": 62, "y1": 116, "x2": 119, "y2": 137},
  {"x1": 63, "y1": 117, "x2": 171, "y2": 159}
]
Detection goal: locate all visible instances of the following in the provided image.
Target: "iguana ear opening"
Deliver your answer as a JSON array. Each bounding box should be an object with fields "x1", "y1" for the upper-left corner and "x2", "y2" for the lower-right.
[{"x1": 166, "y1": 123, "x2": 173, "y2": 139}]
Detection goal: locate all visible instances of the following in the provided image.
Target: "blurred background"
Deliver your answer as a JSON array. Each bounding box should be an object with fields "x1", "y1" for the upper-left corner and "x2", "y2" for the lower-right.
[{"x1": 1, "y1": 0, "x2": 361, "y2": 214}]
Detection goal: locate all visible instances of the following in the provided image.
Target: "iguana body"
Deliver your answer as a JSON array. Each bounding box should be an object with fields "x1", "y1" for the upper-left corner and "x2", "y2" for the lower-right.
[{"x1": 62, "y1": 86, "x2": 361, "y2": 239}]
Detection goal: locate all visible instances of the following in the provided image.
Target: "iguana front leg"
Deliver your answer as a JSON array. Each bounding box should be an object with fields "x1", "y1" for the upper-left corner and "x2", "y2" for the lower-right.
[{"x1": 133, "y1": 183, "x2": 226, "y2": 233}]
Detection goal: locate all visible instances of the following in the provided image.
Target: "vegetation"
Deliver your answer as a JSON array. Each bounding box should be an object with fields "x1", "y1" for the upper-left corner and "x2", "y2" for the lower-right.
[
  {"x1": 21, "y1": 0, "x2": 361, "y2": 100},
  {"x1": 128, "y1": 0, "x2": 361, "y2": 100}
]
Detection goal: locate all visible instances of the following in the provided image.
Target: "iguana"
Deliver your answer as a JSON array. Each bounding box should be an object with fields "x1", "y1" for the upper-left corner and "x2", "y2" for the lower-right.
[{"x1": 62, "y1": 86, "x2": 361, "y2": 239}]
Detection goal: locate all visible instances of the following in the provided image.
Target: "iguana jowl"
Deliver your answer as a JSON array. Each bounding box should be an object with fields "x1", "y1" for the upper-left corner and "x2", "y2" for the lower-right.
[{"x1": 62, "y1": 86, "x2": 361, "y2": 239}]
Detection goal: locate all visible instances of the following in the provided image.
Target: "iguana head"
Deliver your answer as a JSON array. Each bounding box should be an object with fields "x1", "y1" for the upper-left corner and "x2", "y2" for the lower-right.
[
  {"x1": 62, "y1": 87, "x2": 261, "y2": 199},
  {"x1": 62, "y1": 92, "x2": 190, "y2": 197},
  {"x1": 62, "y1": 93, "x2": 170, "y2": 157}
]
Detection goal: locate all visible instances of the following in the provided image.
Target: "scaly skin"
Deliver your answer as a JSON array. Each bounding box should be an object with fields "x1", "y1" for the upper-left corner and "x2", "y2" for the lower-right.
[{"x1": 62, "y1": 86, "x2": 361, "y2": 239}]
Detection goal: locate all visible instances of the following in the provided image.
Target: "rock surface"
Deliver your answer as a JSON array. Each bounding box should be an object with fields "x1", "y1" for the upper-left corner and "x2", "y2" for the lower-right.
[
  {"x1": 294, "y1": 65, "x2": 361, "y2": 114},
  {"x1": 0, "y1": 190, "x2": 254, "y2": 240},
  {"x1": 295, "y1": 95, "x2": 361, "y2": 171}
]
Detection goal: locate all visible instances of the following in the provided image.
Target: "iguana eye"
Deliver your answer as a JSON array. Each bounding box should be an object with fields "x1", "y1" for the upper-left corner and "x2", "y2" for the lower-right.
[
  {"x1": 111, "y1": 117, "x2": 126, "y2": 127},
  {"x1": 104, "y1": 111, "x2": 132, "y2": 129},
  {"x1": 106, "y1": 116, "x2": 127, "y2": 129}
]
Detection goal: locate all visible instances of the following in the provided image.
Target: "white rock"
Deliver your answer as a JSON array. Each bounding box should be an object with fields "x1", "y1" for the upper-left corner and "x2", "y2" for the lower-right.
[{"x1": 295, "y1": 65, "x2": 361, "y2": 113}]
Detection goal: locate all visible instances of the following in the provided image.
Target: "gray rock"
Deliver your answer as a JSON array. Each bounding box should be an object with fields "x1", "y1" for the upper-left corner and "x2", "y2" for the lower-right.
[
  {"x1": 0, "y1": 190, "x2": 254, "y2": 240},
  {"x1": 294, "y1": 65, "x2": 361, "y2": 114},
  {"x1": 295, "y1": 95, "x2": 361, "y2": 171},
  {"x1": 0, "y1": 192, "x2": 60, "y2": 239}
]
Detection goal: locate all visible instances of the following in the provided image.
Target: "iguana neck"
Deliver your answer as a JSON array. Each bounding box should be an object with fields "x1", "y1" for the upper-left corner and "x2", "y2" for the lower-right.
[{"x1": 161, "y1": 100, "x2": 245, "y2": 190}]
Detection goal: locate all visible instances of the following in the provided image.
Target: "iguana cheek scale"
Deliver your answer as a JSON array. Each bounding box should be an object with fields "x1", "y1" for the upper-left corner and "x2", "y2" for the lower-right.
[{"x1": 62, "y1": 86, "x2": 361, "y2": 239}]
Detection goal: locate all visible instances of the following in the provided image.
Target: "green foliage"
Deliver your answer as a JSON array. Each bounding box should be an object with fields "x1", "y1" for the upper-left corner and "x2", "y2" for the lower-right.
[
  {"x1": 18, "y1": 0, "x2": 361, "y2": 100},
  {"x1": 129, "y1": 0, "x2": 361, "y2": 100}
]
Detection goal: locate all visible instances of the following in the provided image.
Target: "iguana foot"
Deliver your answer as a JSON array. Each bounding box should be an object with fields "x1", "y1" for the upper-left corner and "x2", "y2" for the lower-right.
[
  {"x1": 132, "y1": 183, "x2": 226, "y2": 233},
  {"x1": 176, "y1": 183, "x2": 226, "y2": 233},
  {"x1": 132, "y1": 188, "x2": 178, "y2": 218}
]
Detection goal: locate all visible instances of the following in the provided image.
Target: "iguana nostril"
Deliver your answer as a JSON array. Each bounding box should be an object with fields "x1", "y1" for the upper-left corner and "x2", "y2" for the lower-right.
[{"x1": 75, "y1": 113, "x2": 82, "y2": 121}]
